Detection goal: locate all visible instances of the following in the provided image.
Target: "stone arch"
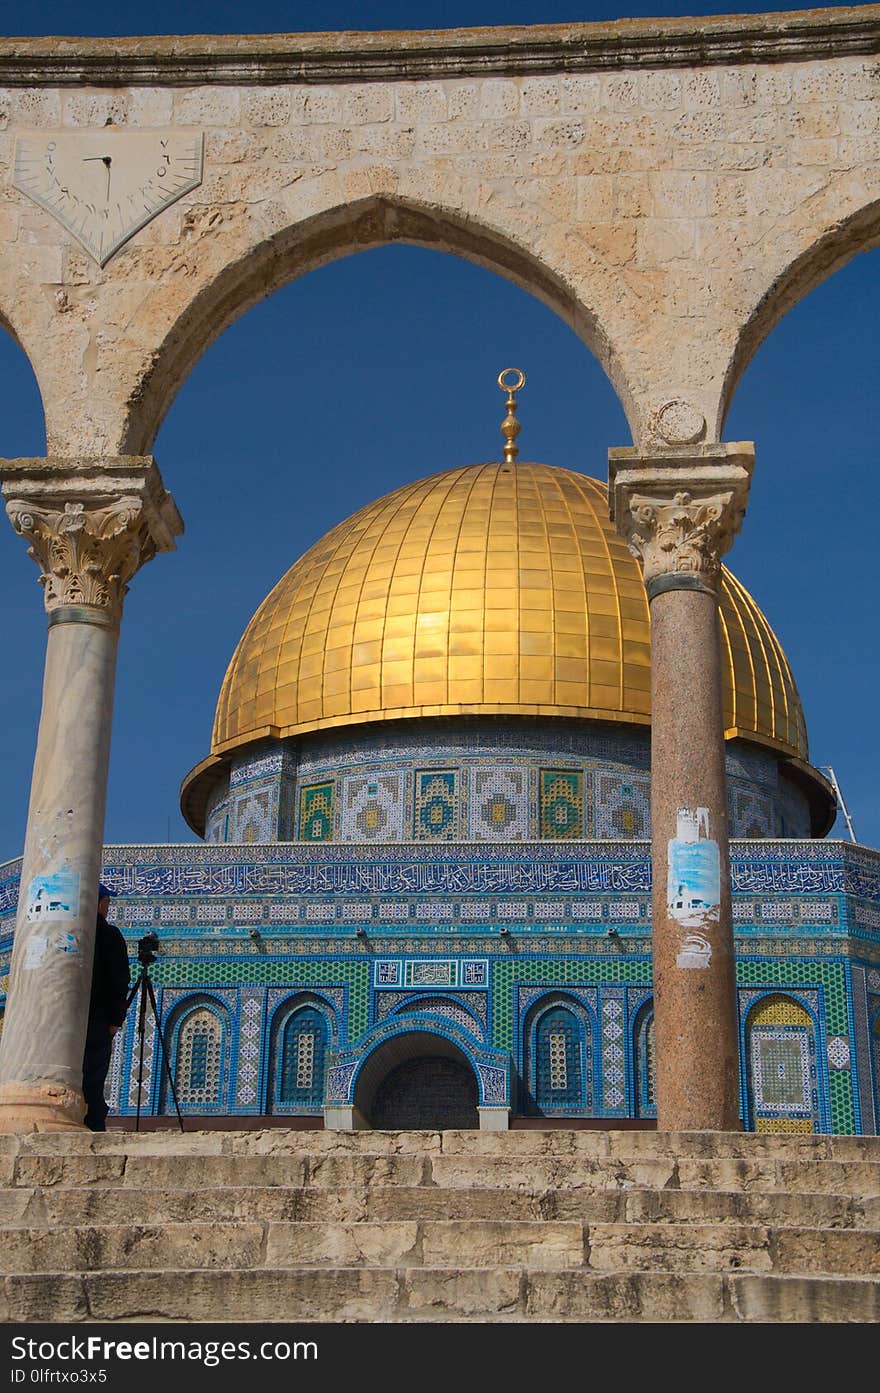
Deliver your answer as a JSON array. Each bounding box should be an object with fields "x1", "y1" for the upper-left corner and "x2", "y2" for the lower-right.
[
  {"x1": 352, "y1": 1024, "x2": 481, "y2": 1129},
  {"x1": 266, "y1": 991, "x2": 337, "y2": 1113},
  {"x1": 522, "y1": 991, "x2": 595, "y2": 1117},
  {"x1": 161, "y1": 992, "x2": 231, "y2": 1113},
  {"x1": 744, "y1": 991, "x2": 820, "y2": 1135},
  {"x1": 116, "y1": 192, "x2": 639, "y2": 456},
  {"x1": 719, "y1": 194, "x2": 880, "y2": 434}
]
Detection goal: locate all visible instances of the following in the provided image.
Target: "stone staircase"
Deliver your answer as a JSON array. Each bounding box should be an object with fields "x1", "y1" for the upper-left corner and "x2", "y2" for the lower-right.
[{"x1": 1, "y1": 1129, "x2": 879, "y2": 1322}]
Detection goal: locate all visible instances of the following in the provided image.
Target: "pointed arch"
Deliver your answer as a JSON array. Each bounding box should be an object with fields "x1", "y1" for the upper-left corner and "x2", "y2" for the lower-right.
[
  {"x1": 720, "y1": 196, "x2": 880, "y2": 432},
  {"x1": 522, "y1": 991, "x2": 595, "y2": 1117},
  {"x1": 744, "y1": 992, "x2": 820, "y2": 1134},
  {"x1": 632, "y1": 998, "x2": 656, "y2": 1119},
  {"x1": 116, "y1": 192, "x2": 637, "y2": 455},
  {"x1": 266, "y1": 991, "x2": 336, "y2": 1113},
  {"x1": 163, "y1": 992, "x2": 231, "y2": 1113}
]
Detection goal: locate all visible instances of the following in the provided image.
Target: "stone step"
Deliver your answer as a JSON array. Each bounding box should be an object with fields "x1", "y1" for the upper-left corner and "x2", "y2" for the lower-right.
[
  {"x1": 4, "y1": 1266, "x2": 879, "y2": 1323},
  {"x1": 3, "y1": 1183, "x2": 874, "y2": 1228},
  {"x1": 3, "y1": 1129, "x2": 879, "y2": 1161},
  {"x1": 5, "y1": 1149, "x2": 879, "y2": 1195},
  {"x1": 3, "y1": 1218, "x2": 878, "y2": 1277}
]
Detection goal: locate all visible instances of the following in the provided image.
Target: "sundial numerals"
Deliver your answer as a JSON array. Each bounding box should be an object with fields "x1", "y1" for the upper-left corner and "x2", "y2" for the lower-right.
[{"x1": 13, "y1": 129, "x2": 204, "y2": 267}]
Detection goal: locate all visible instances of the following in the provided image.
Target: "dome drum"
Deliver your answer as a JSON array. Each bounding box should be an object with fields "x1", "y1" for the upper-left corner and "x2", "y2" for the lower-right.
[{"x1": 182, "y1": 718, "x2": 830, "y2": 844}]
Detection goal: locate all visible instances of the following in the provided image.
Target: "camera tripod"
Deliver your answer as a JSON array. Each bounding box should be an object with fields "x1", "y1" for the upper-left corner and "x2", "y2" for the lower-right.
[{"x1": 125, "y1": 933, "x2": 185, "y2": 1132}]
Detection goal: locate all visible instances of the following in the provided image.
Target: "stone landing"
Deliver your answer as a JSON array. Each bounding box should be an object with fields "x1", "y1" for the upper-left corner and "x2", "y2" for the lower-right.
[{"x1": 1, "y1": 1130, "x2": 879, "y2": 1323}]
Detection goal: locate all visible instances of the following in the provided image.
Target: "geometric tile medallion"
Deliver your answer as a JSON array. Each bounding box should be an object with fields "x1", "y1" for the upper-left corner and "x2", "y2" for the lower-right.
[
  {"x1": 539, "y1": 769, "x2": 583, "y2": 839},
  {"x1": 299, "y1": 781, "x2": 334, "y2": 841}
]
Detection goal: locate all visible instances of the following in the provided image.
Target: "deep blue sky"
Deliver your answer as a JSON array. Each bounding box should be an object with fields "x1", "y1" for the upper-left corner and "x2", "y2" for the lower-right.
[{"x1": 0, "y1": 1, "x2": 877, "y2": 857}]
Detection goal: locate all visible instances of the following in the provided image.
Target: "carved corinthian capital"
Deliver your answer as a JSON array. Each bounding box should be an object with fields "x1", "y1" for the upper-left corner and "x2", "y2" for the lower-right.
[
  {"x1": 608, "y1": 443, "x2": 754, "y2": 595},
  {"x1": 0, "y1": 456, "x2": 183, "y2": 624}
]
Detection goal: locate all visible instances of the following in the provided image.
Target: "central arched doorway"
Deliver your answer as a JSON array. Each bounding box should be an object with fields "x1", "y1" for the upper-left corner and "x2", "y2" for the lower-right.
[{"x1": 354, "y1": 1030, "x2": 480, "y2": 1130}]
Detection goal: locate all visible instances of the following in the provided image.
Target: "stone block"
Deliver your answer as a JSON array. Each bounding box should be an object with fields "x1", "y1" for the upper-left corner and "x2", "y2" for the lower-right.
[
  {"x1": 526, "y1": 1271, "x2": 726, "y2": 1321},
  {"x1": 174, "y1": 87, "x2": 241, "y2": 126},
  {"x1": 772, "y1": 1227, "x2": 880, "y2": 1275},
  {"x1": 122, "y1": 1154, "x2": 307, "y2": 1188},
  {"x1": 4, "y1": 1274, "x2": 87, "y2": 1321},
  {"x1": 587, "y1": 1221, "x2": 773, "y2": 1273},
  {"x1": 305, "y1": 1153, "x2": 428, "y2": 1188},
  {"x1": 729, "y1": 1274, "x2": 880, "y2": 1323},
  {"x1": 2, "y1": 1222, "x2": 265, "y2": 1272},
  {"x1": 399, "y1": 1267, "x2": 522, "y2": 1319},
  {"x1": 395, "y1": 83, "x2": 447, "y2": 125},
  {"x1": 241, "y1": 88, "x2": 291, "y2": 127},
  {"x1": 84, "y1": 1268, "x2": 398, "y2": 1322},
  {"x1": 342, "y1": 85, "x2": 394, "y2": 125},
  {"x1": 62, "y1": 91, "x2": 129, "y2": 127},
  {"x1": 14, "y1": 1154, "x2": 127, "y2": 1187},
  {"x1": 266, "y1": 1220, "x2": 419, "y2": 1267},
  {"x1": 520, "y1": 78, "x2": 560, "y2": 116},
  {"x1": 420, "y1": 1219, "x2": 583, "y2": 1269},
  {"x1": 479, "y1": 80, "x2": 518, "y2": 120}
]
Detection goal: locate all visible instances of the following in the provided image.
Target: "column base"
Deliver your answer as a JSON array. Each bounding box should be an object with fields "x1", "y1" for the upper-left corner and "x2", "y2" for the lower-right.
[
  {"x1": 0, "y1": 1081, "x2": 87, "y2": 1133},
  {"x1": 478, "y1": 1107, "x2": 510, "y2": 1131},
  {"x1": 323, "y1": 1104, "x2": 370, "y2": 1131}
]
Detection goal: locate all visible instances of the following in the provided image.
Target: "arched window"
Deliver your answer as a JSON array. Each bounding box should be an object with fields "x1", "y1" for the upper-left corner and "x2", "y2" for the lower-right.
[
  {"x1": 173, "y1": 1002, "x2": 226, "y2": 1109},
  {"x1": 634, "y1": 1003, "x2": 656, "y2": 1118},
  {"x1": 276, "y1": 1004, "x2": 329, "y2": 1109},
  {"x1": 524, "y1": 996, "x2": 592, "y2": 1116},
  {"x1": 746, "y1": 994, "x2": 819, "y2": 1134}
]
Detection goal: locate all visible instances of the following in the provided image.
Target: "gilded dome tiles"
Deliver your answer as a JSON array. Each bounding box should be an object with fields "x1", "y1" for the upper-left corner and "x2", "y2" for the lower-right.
[{"x1": 212, "y1": 462, "x2": 808, "y2": 763}]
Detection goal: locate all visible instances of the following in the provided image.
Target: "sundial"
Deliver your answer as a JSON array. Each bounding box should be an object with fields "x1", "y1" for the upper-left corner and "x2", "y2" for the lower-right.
[{"x1": 13, "y1": 129, "x2": 204, "y2": 267}]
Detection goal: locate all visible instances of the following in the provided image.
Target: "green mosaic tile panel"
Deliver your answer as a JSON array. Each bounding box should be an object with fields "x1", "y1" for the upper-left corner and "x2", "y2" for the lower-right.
[
  {"x1": 151, "y1": 958, "x2": 370, "y2": 1040},
  {"x1": 828, "y1": 1071, "x2": 856, "y2": 1135},
  {"x1": 300, "y1": 783, "x2": 334, "y2": 842},
  {"x1": 539, "y1": 770, "x2": 583, "y2": 840}
]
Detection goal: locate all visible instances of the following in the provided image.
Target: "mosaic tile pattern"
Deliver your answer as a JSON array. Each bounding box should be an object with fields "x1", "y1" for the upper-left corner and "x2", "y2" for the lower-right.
[
  {"x1": 393, "y1": 995, "x2": 484, "y2": 1037},
  {"x1": 341, "y1": 774, "x2": 404, "y2": 842},
  {"x1": 299, "y1": 782, "x2": 334, "y2": 842},
  {"x1": 201, "y1": 719, "x2": 812, "y2": 845},
  {"x1": 601, "y1": 994, "x2": 627, "y2": 1110},
  {"x1": 595, "y1": 774, "x2": 649, "y2": 839},
  {"x1": 540, "y1": 770, "x2": 584, "y2": 840},
  {"x1": 414, "y1": 770, "x2": 458, "y2": 841},
  {"x1": 471, "y1": 768, "x2": 528, "y2": 841}
]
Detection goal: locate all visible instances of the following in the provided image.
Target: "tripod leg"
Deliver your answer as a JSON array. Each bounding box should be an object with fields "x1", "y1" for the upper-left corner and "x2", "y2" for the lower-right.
[
  {"x1": 144, "y1": 972, "x2": 186, "y2": 1133},
  {"x1": 135, "y1": 973, "x2": 148, "y2": 1133}
]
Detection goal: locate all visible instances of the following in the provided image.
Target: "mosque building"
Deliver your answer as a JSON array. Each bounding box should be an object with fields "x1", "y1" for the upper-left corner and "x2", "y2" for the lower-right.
[{"x1": 1, "y1": 376, "x2": 878, "y2": 1134}]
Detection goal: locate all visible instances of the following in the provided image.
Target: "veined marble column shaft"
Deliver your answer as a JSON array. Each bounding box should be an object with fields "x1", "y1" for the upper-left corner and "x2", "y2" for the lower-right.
[
  {"x1": 609, "y1": 442, "x2": 754, "y2": 1132},
  {"x1": 0, "y1": 458, "x2": 182, "y2": 1132}
]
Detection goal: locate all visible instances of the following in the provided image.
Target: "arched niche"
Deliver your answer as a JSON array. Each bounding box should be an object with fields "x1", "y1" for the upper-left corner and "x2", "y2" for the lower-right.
[
  {"x1": 745, "y1": 992, "x2": 820, "y2": 1135},
  {"x1": 352, "y1": 1027, "x2": 480, "y2": 1130}
]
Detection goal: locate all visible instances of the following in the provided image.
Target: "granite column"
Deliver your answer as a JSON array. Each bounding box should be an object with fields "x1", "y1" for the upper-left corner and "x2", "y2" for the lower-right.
[
  {"x1": 0, "y1": 457, "x2": 182, "y2": 1132},
  {"x1": 609, "y1": 443, "x2": 754, "y2": 1131}
]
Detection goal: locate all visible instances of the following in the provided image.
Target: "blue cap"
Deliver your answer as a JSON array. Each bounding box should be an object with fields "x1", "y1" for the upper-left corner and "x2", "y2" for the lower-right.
[{"x1": 98, "y1": 883, "x2": 115, "y2": 899}]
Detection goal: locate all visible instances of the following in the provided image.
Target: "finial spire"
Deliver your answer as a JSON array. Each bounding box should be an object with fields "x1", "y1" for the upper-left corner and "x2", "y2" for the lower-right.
[{"x1": 498, "y1": 368, "x2": 526, "y2": 464}]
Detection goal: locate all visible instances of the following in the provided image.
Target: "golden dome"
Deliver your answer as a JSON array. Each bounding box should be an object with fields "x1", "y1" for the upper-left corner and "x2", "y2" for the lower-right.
[{"x1": 211, "y1": 462, "x2": 808, "y2": 762}]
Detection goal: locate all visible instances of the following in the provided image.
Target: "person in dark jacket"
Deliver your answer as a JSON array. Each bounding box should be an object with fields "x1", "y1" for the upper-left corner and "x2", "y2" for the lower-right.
[{"x1": 82, "y1": 884, "x2": 131, "y2": 1131}]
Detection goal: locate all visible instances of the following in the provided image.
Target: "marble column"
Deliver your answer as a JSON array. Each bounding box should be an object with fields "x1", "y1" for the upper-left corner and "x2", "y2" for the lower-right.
[
  {"x1": 0, "y1": 457, "x2": 182, "y2": 1132},
  {"x1": 609, "y1": 443, "x2": 754, "y2": 1131}
]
